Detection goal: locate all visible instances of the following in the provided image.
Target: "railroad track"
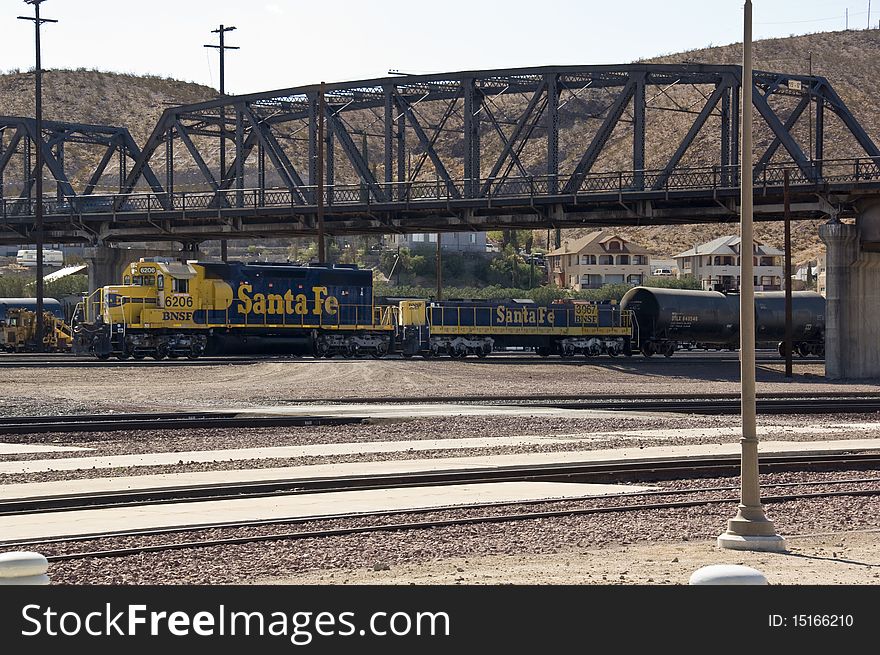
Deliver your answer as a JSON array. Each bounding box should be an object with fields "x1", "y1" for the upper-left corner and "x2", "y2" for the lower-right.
[
  {"x1": 0, "y1": 412, "x2": 365, "y2": 435},
  {"x1": 13, "y1": 466, "x2": 879, "y2": 561},
  {"x1": 0, "y1": 352, "x2": 822, "y2": 368},
  {"x1": 2, "y1": 393, "x2": 879, "y2": 435},
  {"x1": 4, "y1": 452, "x2": 878, "y2": 521}
]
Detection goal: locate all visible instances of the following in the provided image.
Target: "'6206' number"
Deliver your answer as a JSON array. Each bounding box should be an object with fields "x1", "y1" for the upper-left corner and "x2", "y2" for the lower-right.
[{"x1": 165, "y1": 295, "x2": 194, "y2": 308}]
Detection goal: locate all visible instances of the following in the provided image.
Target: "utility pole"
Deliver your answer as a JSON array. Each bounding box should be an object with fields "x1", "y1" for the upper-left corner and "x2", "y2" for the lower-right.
[
  {"x1": 718, "y1": 0, "x2": 786, "y2": 553},
  {"x1": 18, "y1": 0, "x2": 57, "y2": 353},
  {"x1": 807, "y1": 53, "x2": 813, "y2": 162},
  {"x1": 435, "y1": 234, "x2": 442, "y2": 300},
  {"x1": 316, "y1": 82, "x2": 326, "y2": 263},
  {"x1": 784, "y1": 171, "x2": 793, "y2": 378},
  {"x1": 205, "y1": 24, "x2": 238, "y2": 263}
]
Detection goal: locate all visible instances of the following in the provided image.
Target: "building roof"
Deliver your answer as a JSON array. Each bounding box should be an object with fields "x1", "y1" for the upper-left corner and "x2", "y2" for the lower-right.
[
  {"x1": 546, "y1": 230, "x2": 650, "y2": 256},
  {"x1": 673, "y1": 236, "x2": 783, "y2": 259}
]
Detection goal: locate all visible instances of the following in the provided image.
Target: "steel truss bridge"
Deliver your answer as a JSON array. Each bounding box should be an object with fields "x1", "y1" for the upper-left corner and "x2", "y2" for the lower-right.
[{"x1": 1, "y1": 63, "x2": 879, "y2": 246}]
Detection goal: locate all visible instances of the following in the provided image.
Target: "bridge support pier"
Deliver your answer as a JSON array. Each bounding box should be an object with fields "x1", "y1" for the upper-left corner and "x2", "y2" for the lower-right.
[
  {"x1": 819, "y1": 213, "x2": 880, "y2": 379},
  {"x1": 84, "y1": 244, "x2": 185, "y2": 293}
]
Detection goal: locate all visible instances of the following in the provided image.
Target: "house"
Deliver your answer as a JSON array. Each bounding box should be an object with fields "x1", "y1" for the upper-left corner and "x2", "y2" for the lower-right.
[
  {"x1": 673, "y1": 236, "x2": 784, "y2": 291},
  {"x1": 546, "y1": 231, "x2": 651, "y2": 290},
  {"x1": 386, "y1": 231, "x2": 486, "y2": 253}
]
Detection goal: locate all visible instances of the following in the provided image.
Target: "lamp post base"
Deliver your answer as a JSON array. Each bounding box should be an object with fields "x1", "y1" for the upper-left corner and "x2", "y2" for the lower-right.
[
  {"x1": 718, "y1": 507, "x2": 787, "y2": 552},
  {"x1": 717, "y1": 533, "x2": 787, "y2": 552}
]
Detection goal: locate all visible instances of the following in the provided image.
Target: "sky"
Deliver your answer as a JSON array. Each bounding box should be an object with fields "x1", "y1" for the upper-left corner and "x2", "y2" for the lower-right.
[{"x1": 1, "y1": 0, "x2": 876, "y2": 95}]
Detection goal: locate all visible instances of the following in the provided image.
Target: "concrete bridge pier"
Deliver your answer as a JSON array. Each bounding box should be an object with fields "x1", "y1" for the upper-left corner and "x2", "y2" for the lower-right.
[
  {"x1": 819, "y1": 209, "x2": 880, "y2": 379},
  {"x1": 84, "y1": 244, "x2": 188, "y2": 294}
]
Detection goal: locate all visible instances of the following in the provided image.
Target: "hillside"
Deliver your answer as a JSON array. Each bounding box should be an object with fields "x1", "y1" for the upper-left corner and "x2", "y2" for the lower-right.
[
  {"x1": 0, "y1": 69, "x2": 217, "y2": 192},
  {"x1": 2, "y1": 30, "x2": 879, "y2": 265}
]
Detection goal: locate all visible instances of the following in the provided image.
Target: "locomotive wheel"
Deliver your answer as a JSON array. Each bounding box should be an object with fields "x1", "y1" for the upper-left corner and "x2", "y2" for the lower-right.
[
  {"x1": 797, "y1": 343, "x2": 810, "y2": 358},
  {"x1": 115, "y1": 351, "x2": 130, "y2": 360},
  {"x1": 401, "y1": 352, "x2": 413, "y2": 359},
  {"x1": 96, "y1": 353, "x2": 111, "y2": 361},
  {"x1": 640, "y1": 343, "x2": 654, "y2": 358},
  {"x1": 663, "y1": 342, "x2": 675, "y2": 357},
  {"x1": 132, "y1": 353, "x2": 146, "y2": 360}
]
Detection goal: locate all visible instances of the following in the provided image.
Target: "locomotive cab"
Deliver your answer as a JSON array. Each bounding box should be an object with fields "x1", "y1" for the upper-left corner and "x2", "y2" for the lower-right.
[{"x1": 73, "y1": 259, "x2": 208, "y2": 360}]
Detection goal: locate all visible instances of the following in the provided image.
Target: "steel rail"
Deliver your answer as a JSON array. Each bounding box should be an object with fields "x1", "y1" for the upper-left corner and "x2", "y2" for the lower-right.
[
  {"x1": 2, "y1": 396, "x2": 879, "y2": 435},
  {"x1": 34, "y1": 480, "x2": 880, "y2": 562},
  {"x1": 4, "y1": 453, "x2": 879, "y2": 517}
]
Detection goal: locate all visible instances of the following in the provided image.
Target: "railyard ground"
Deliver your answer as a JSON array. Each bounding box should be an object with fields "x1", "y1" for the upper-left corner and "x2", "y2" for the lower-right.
[
  {"x1": 4, "y1": 353, "x2": 880, "y2": 585},
  {"x1": 0, "y1": 356, "x2": 868, "y2": 415}
]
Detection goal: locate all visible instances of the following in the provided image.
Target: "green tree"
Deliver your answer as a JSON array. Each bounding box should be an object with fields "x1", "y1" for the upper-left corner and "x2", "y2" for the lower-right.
[{"x1": 643, "y1": 275, "x2": 701, "y2": 289}]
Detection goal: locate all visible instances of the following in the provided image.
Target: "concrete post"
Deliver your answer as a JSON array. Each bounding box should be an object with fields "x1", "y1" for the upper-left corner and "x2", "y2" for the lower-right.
[
  {"x1": 689, "y1": 564, "x2": 767, "y2": 585},
  {"x1": 0, "y1": 551, "x2": 49, "y2": 585},
  {"x1": 84, "y1": 245, "x2": 183, "y2": 293},
  {"x1": 819, "y1": 221, "x2": 859, "y2": 379}
]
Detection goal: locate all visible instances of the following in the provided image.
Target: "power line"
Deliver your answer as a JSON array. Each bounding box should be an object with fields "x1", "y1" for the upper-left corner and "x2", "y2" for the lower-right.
[{"x1": 757, "y1": 9, "x2": 869, "y2": 26}]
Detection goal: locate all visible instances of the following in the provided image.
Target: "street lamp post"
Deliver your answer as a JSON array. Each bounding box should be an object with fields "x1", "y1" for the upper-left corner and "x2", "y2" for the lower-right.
[
  {"x1": 717, "y1": 0, "x2": 786, "y2": 552},
  {"x1": 205, "y1": 25, "x2": 238, "y2": 263},
  {"x1": 18, "y1": 0, "x2": 57, "y2": 353}
]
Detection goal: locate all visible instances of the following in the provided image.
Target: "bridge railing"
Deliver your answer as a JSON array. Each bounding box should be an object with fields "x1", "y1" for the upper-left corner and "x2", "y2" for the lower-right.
[{"x1": 3, "y1": 157, "x2": 880, "y2": 218}]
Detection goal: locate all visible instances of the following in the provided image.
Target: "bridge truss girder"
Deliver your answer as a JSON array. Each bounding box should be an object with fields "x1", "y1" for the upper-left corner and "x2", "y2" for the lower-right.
[
  {"x1": 0, "y1": 117, "x2": 161, "y2": 204},
  {"x1": 2, "y1": 64, "x2": 879, "y2": 245},
  {"x1": 120, "y1": 64, "x2": 879, "y2": 210}
]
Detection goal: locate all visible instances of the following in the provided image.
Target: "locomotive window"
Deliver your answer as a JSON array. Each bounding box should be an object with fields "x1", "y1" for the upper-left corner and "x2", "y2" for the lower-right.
[
  {"x1": 131, "y1": 276, "x2": 143, "y2": 286},
  {"x1": 157, "y1": 275, "x2": 164, "y2": 290},
  {"x1": 173, "y1": 278, "x2": 189, "y2": 293},
  {"x1": 143, "y1": 275, "x2": 155, "y2": 286},
  {"x1": 124, "y1": 276, "x2": 131, "y2": 285}
]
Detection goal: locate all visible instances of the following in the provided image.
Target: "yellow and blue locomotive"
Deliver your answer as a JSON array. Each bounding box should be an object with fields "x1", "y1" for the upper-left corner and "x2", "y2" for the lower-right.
[
  {"x1": 72, "y1": 259, "x2": 396, "y2": 360},
  {"x1": 395, "y1": 298, "x2": 634, "y2": 358}
]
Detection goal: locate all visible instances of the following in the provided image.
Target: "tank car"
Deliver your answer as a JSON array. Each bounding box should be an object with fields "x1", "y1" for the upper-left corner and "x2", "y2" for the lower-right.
[
  {"x1": 619, "y1": 286, "x2": 825, "y2": 358},
  {"x1": 753, "y1": 291, "x2": 825, "y2": 357},
  {"x1": 72, "y1": 259, "x2": 395, "y2": 360},
  {"x1": 396, "y1": 298, "x2": 633, "y2": 358}
]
